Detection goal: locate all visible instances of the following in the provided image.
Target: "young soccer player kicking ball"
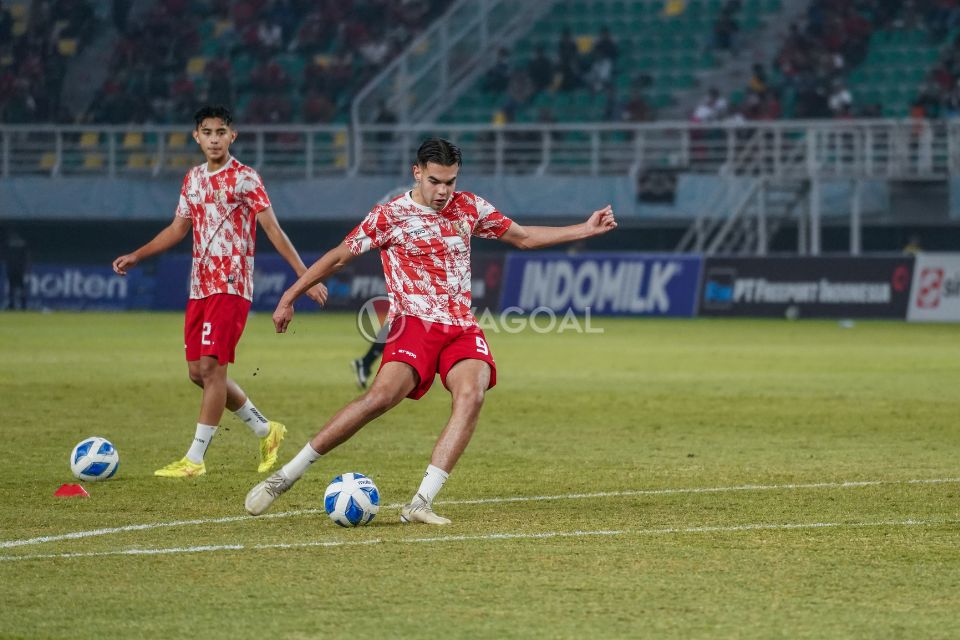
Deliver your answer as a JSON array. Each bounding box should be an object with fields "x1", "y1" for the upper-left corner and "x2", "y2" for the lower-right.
[
  {"x1": 112, "y1": 105, "x2": 327, "y2": 478},
  {"x1": 245, "y1": 138, "x2": 616, "y2": 523}
]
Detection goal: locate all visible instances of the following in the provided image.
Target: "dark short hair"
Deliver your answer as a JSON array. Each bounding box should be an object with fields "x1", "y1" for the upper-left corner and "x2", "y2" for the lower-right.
[
  {"x1": 194, "y1": 105, "x2": 233, "y2": 128},
  {"x1": 416, "y1": 138, "x2": 462, "y2": 167}
]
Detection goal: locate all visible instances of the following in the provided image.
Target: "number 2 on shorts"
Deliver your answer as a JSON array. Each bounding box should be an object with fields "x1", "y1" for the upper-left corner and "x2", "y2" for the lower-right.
[
  {"x1": 201, "y1": 322, "x2": 213, "y2": 346},
  {"x1": 475, "y1": 336, "x2": 489, "y2": 355}
]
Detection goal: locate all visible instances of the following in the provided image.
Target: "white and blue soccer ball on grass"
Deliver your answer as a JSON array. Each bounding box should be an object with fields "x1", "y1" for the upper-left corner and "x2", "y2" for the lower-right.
[
  {"x1": 323, "y1": 472, "x2": 380, "y2": 527},
  {"x1": 70, "y1": 437, "x2": 119, "y2": 482}
]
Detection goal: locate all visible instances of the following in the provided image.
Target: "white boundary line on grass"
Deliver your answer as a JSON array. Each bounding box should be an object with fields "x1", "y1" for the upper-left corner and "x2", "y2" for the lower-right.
[
  {"x1": 2, "y1": 519, "x2": 957, "y2": 563},
  {"x1": 2, "y1": 476, "x2": 958, "y2": 550}
]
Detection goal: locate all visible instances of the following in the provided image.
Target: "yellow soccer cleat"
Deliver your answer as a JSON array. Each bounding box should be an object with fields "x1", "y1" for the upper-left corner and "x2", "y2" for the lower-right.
[
  {"x1": 154, "y1": 457, "x2": 206, "y2": 478},
  {"x1": 257, "y1": 421, "x2": 287, "y2": 473}
]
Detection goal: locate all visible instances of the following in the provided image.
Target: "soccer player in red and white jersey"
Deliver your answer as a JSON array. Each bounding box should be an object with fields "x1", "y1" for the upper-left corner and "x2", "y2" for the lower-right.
[
  {"x1": 245, "y1": 138, "x2": 616, "y2": 523},
  {"x1": 112, "y1": 106, "x2": 327, "y2": 478}
]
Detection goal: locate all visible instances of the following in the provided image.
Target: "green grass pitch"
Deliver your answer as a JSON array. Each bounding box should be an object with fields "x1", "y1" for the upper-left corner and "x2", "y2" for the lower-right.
[{"x1": 0, "y1": 311, "x2": 958, "y2": 639}]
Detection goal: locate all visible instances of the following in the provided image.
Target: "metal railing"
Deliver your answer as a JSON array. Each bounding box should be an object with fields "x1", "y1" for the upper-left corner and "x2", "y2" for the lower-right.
[
  {"x1": 349, "y1": 0, "x2": 553, "y2": 135},
  {"x1": 2, "y1": 119, "x2": 958, "y2": 180}
]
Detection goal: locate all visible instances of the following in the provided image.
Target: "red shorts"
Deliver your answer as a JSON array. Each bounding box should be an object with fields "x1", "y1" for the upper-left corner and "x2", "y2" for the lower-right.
[
  {"x1": 378, "y1": 317, "x2": 497, "y2": 400},
  {"x1": 184, "y1": 294, "x2": 251, "y2": 365}
]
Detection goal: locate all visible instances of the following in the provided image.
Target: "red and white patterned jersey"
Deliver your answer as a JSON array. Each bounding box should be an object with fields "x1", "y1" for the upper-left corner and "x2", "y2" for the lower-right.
[
  {"x1": 345, "y1": 191, "x2": 513, "y2": 326},
  {"x1": 175, "y1": 156, "x2": 271, "y2": 300}
]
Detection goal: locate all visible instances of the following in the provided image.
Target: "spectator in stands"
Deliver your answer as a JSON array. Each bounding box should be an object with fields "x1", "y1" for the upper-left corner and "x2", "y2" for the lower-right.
[
  {"x1": 945, "y1": 78, "x2": 960, "y2": 117},
  {"x1": 692, "y1": 87, "x2": 728, "y2": 122},
  {"x1": 255, "y1": 17, "x2": 284, "y2": 55},
  {"x1": 112, "y1": 0, "x2": 131, "y2": 35},
  {"x1": 902, "y1": 233, "x2": 923, "y2": 255},
  {"x1": 373, "y1": 99, "x2": 397, "y2": 129},
  {"x1": 3, "y1": 230, "x2": 30, "y2": 311},
  {"x1": 171, "y1": 73, "x2": 198, "y2": 121},
  {"x1": 483, "y1": 47, "x2": 511, "y2": 93},
  {"x1": 0, "y1": 2, "x2": 12, "y2": 44},
  {"x1": 587, "y1": 26, "x2": 618, "y2": 94},
  {"x1": 711, "y1": 1, "x2": 740, "y2": 52},
  {"x1": 527, "y1": 44, "x2": 554, "y2": 94},
  {"x1": 302, "y1": 89, "x2": 335, "y2": 123},
  {"x1": 205, "y1": 53, "x2": 233, "y2": 107},
  {"x1": 748, "y1": 63, "x2": 768, "y2": 96},
  {"x1": 291, "y1": 10, "x2": 330, "y2": 54},
  {"x1": 828, "y1": 80, "x2": 853, "y2": 117},
  {"x1": 916, "y1": 79, "x2": 942, "y2": 118},
  {"x1": 504, "y1": 66, "x2": 535, "y2": 118},
  {"x1": 250, "y1": 56, "x2": 290, "y2": 94},
  {"x1": 622, "y1": 89, "x2": 653, "y2": 123},
  {"x1": 3, "y1": 78, "x2": 38, "y2": 123},
  {"x1": 557, "y1": 26, "x2": 582, "y2": 91}
]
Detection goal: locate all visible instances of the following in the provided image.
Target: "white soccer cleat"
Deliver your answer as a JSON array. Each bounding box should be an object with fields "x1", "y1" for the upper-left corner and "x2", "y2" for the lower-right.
[
  {"x1": 400, "y1": 495, "x2": 452, "y2": 525},
  {"x1": 245, "y1": 470, "x2": 296, "y2": 516}
]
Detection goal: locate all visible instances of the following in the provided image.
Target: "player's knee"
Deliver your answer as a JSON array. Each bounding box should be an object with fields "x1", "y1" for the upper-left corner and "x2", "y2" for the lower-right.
[
  {"x1": 363, "y1": 387, "x2": 403, "y2": 414},
  {"x1": 453, "y1": 385, "x2": 485, "y2": 410},
  {"x1": 188, "y1": 370, "x2": 204, "y2": 387},
  {"x1": 196, "y1": 360, "x2": 221, "y2": 383}
]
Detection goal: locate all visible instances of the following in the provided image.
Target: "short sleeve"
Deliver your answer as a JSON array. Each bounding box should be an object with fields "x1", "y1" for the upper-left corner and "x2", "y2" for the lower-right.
[
  {"x1": 175, "y1": 174, "x2": 192, "y2": 219},
  {"x1": 344, "y1": 205, "x2": 394, "y2": 255},
  {"x1": 239, "y1": 169, "x2": 271, "y2": 214},
  {"x1": 472, "y1": 194, "x2": 513, "y2": 239}
]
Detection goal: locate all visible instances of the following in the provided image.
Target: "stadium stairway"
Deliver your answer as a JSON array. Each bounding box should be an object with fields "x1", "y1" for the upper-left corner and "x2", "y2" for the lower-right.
[
  {"x1": 664, "y1": 0, "x2": 811, "y2": 119},
  {"x1": 438, "y1": 0, "x2": 793, "y2": 125}
]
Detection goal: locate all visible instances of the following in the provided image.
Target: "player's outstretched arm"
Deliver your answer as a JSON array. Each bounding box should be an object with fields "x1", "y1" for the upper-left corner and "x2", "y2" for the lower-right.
[
  {"x1": 498, "y1": 205, "x2": 617, "y2": 250},
  {"x1": 257, "y1": 206, "x2": 328, "y2": 306},
  {"x1": 112, "y1": 215, "x2": 192, "y2": 275},
  {"x1": 272, "y1": 242, "x2": 356, "y2": 333}
]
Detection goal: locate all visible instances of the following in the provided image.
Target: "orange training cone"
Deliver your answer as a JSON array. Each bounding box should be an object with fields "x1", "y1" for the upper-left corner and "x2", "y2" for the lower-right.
[{"x1": 54, "y1": 483, "x2": 90, "y2": 498}]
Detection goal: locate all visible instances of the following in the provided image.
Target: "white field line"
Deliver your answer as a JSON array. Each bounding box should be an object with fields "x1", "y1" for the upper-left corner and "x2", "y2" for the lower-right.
[
  {"x1": 2, "y1": 476, "x2": 958, "y2": 551},
  {"x1": 2, "y1": 519, "x2": 957, "y2": 563}
]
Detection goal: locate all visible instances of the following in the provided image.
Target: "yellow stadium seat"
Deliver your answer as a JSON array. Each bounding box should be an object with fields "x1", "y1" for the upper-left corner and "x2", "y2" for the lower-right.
[
  {"x1": 167, "y1": 154, "x2": 197, "y2": 169},
  {"x1": 10, "y1": 2, "x2": 27, "y2": 35},
  {"x1": 79, "y1": 132, "x2": 99, "y2": 148},
  {"x1": 186, "y1": 56, "x2": 207, "y2": 77},
  {"x1": 334, "y1": 154, "x2": 347, "y2": 168},
  {"x1": 213, "y1": 20, "x2": 232, "y2": 38},
  {"x1": 39, "y1": 152, "x2": 57, "y2": 170},
  {"x1": 126, "y1": 153, "x2": 151, "y2": 169},
  {"x1": 333, "y1": 131, "x2": 347, "y2": 146},
  {"x1": 123, "y1": 132, "x2": 144, "y2": 148},
  {"x1": 663, "y1": 0, "x2": 687, "y2": 16},
  {"x1": 83, "y1": 153, "x2": 105, "y2": 169},
  {"x1": 575, "y1": 36, "x2": 594, "y2": 54},
  {"x1": 57, "y1": 39, "x2": 78, "y2": 56},
  {"x1": 167, "y1": 132, "x2": 188, "y2": 148}
]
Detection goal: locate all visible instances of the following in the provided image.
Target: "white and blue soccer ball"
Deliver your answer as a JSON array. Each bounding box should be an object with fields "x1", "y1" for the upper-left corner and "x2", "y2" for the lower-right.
[
  {"x1": 70, "y1": 437, "x2": 119, "y2": 482},
  {"x1": 323, "y1": 472, "x2": 380, "y2": 527}
]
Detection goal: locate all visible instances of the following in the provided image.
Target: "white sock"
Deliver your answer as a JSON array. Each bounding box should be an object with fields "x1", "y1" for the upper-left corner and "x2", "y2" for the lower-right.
[
  {"x1": 185, "y1": 423, "x2": 217, "y2": 464},
  {"x1": 233, "y1": 398, "x2": 271, "y2": 437},
  {"x1": 413, "y1": 464, "x2": 449, "y2": 506},
  {"x1": 280, "y1": 443, "x2": 321, "y2": 481}
]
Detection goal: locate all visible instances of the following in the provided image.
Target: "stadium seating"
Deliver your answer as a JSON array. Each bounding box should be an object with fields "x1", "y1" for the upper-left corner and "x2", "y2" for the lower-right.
[
  {"x1": 847, "y1": 29, "x2": 944, "y2": 117},
  {"x1": 440, "y1": 0, "x2": 783, "y2": 124},
  {"x1": 83, "y1": 0, "x2": 453, "y2": 125}
]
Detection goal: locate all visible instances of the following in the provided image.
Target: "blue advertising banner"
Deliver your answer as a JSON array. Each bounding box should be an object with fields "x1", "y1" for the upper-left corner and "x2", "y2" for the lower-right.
[
  {"x1": 151, "y1": 252, "x2": 506, "y2": 313},
  {"x1": 698, "y1": 256, "x2": 915, "y2": 318},
  {"x1": 20, "y1": 264, "x2": 150, "y2": 310},
  {"x1": 499, "y1": 252, "x2": 702, "y2": 316}
]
